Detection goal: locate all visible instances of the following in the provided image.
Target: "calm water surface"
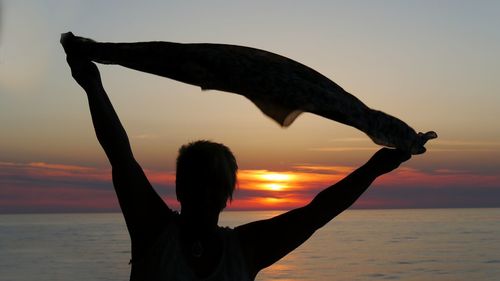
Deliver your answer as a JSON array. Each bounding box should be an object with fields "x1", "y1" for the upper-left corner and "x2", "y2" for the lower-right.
[{"x1": 1, "y1": 209, "x2": 499, "y2": 281}]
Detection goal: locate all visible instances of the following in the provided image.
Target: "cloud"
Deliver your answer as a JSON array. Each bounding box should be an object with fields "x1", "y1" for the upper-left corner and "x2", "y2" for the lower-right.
[
  {"x1": 433, "y1": 140, "x2": 500, "y2": 147},
  {"x1": 292, "y1": 165, "x2": 354, "y2": 174},
  {"x1": 429, "y1": 139, "x2": 500, "y2": 152},
  {"x1": 1, "y1": 161, "x2": 499, "y2": 213},
  {"x1": 375, "y1": 167, "x2": 500, "y2": 188},
  {"x1": 237, "y1": 169, "x2": 342, "y2": 190},
  {"x1": 233, "y1": 164, "x2": 500, "y2": 210},
  {"x1": 307, "y1": 139, "x2": 500, "y2": 153},
  {"x1": 0, "y1": 161, "x2": 113, "y2": 213},
  {"x1": 131, "y1": 134, "x2": 159, "y2": 140},
  {"x1": 307, "y1": 137, "x2": 378, "y2": 152},
  {"x1": 0, "y1": 161, "x2": 110, "y2": 188},
  {"x1": 327, "y1": 137, "x2": 370, "y2": 143},
  {"x1": 307, "y1": 147, "x2": 377, "y2": 152},
  {"x1": 0, "y1": 161, "x2": 176, "y2": 213}
]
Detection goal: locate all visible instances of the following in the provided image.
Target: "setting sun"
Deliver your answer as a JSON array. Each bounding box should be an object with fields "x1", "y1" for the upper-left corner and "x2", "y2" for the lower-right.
[
  {"x1": 261, "y1": 183, "x2": 287, "y2": 191},
  {"x1": 257, "y1": 173, "x2": 295, "y2": 182},
  {"x1": 232, "y1": 168, "x2": 345, "y2": 209},
  {"x1": 238, "y1": 170, "x2": 298, "y2": 192},
  {"x1": 256, "y1": 172, "x2": 295, "y2": 191}
]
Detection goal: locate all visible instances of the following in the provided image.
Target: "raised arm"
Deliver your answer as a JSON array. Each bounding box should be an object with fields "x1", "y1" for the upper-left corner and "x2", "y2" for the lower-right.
[
  {"x1": 236, "y1": 148, "x2": 411, "y2": 277},
  {"x1": 62, "y1": 37, "x2": 174, "y2": 254},
  {"x1": 64, "y1": 54, "x2": 132, "y2": 167}
]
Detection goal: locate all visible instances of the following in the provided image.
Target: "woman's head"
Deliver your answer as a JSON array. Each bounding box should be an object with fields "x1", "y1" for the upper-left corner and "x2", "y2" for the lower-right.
[{"x1": 176, "y1": 140, "x2": 238, "y2": 215}]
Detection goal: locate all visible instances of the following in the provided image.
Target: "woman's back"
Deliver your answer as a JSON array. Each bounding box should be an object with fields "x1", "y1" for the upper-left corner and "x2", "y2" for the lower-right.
[{"x1": 131, "y1": 215, "x2": 251, "y2": 281}]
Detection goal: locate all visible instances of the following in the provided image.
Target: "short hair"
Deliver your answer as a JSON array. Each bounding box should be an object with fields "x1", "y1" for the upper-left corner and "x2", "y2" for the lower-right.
[{"x1": 175, "y1": 140, "x2": 238, "y2": 210}]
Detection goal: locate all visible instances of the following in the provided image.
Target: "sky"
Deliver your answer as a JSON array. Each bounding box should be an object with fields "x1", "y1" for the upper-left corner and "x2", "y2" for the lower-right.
[{"x1": 1, "y1": 0, "x2": 499, "y2": 213}]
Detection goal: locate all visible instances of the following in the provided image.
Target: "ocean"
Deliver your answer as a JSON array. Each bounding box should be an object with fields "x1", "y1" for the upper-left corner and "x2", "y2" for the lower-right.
[{"x1": 1, "y1": 209, "x2": 499, "y2": 281}]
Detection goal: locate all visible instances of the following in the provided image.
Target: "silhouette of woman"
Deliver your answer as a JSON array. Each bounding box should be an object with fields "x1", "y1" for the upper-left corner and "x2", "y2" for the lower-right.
[{"x1": 62, "y1": 33, "x2": 412, "y2": 281}]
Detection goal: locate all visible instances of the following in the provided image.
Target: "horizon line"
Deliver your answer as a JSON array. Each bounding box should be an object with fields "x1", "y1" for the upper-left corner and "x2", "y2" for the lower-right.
[{"x1": 2, "y1": 206, "x2": 499, "y2": 215}]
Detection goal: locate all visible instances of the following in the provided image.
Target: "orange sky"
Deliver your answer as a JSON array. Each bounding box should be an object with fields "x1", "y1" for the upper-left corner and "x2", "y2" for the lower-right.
[{"x1": 2, "y1": 160, "x2": 499, "y2": 213}]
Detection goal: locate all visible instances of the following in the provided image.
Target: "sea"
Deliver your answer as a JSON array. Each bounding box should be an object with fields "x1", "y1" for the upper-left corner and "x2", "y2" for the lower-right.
[{"x1": 1, "y1": 208, "x2": 499, "y2": 281}]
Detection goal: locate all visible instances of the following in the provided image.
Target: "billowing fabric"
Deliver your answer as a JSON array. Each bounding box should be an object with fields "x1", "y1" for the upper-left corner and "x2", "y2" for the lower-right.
[
  {"x1": 135, "y1": 220, "x2": 251, "y2": 281},
  {"x1": 96, "y1": 42, "x2": 437, "y2": 154}
]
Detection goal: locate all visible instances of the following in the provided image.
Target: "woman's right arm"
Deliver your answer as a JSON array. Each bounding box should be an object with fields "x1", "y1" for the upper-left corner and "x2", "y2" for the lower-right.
[{"x1": 62, "y1": 48, "x2": 174, "y2": 255}]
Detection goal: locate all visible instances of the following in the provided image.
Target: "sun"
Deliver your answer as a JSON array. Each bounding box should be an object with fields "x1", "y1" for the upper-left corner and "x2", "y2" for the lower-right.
[
  {"x1": 258, "y1": 173, "x2": 294, "y2": 182},
  {"x1": 251, "y1": 171, "x2": 296, "y2": 192},
  {"x1": 262, "y1": 183, "x2": 286, "y2": 191}
]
